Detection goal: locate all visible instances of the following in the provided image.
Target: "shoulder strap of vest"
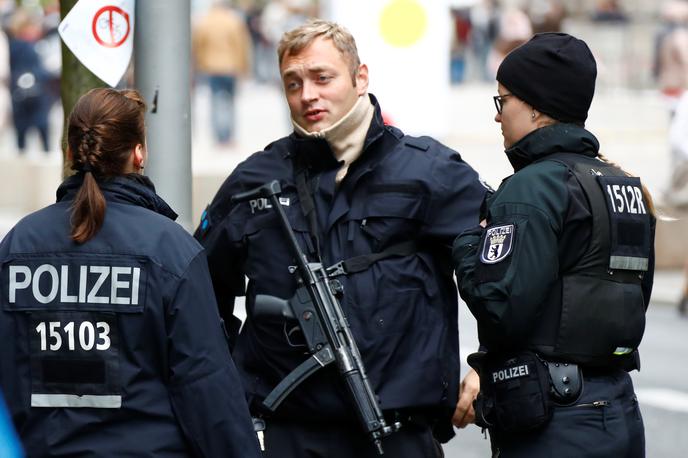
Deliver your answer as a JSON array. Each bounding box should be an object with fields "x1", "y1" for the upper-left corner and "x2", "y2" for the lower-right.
[{"x1": 539, "y1": 153, "x2": 612, "y2": 275}]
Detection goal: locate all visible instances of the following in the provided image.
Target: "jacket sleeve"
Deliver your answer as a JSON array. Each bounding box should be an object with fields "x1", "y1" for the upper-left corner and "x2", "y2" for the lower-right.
[
  {"x1": 452, "y1": 163, "x2": 570, "y2": 348},
  {"x1": 194, "y1": 174, "x2": 248, "y2": 346},
  {"x1": 166, "y1": 251, "x2": 261, "y2": 458},
  {"x1": 422, "y1": 149, "x2": 489, "y2": 244}
]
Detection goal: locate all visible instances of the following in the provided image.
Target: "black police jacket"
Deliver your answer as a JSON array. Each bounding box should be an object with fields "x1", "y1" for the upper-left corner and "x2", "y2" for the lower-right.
[
  {"x1": 0, "y1": 174, "x2": 260, "y2": 458},
  {"x1": 195, "y1": 95, "x2": 487, "y2": 427},
  {"x1": 453, "y1": 124, "x2": 655, "y2": 364}
]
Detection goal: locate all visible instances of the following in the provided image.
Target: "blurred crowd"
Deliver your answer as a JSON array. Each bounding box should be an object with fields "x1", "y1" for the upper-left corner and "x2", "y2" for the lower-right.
[
  {"x1": 0, "y1": 0, "x2": 686, "y2": 153},
  {"x1": 1, "y1": 0, "x2": 688, "y2": 217},
  {"x1": 190, "y1": 0, "x2": 316, "y2": 146},
  {"x1": 448, "y1": 0, "x2": 677, "y2": 84}
]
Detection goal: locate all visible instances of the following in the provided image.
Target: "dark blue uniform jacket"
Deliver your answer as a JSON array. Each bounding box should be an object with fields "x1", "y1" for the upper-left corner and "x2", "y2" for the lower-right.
[
  {"x1": 195, "y1": 95, "x2": 488, "y2": 428},
  {"x1": 0, "y1": 174, "x2": 260, "y2": 458}
]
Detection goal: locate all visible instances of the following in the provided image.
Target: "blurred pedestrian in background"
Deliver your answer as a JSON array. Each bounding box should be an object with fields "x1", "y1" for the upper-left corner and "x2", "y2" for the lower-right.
[
  {"x1": 450, "y1": 7, "x2": 471, "y2": 84},
  {"x1": 667, "y1": 91, "x2": 688, "y2": 207},
  {"x1": 259, "y1": 0, "x2": 312, "y2": 85},
  {"x1": 592, "y1": 0, "x2": 629, "y2": 22},
  {"x1": 669, "y1": 91, "x2": 688, "y2": 316},
  {"x1": 6, "y1": 8, "x2": 51, "y2": 153},
  {"x1": 486, "y1": 7, "x2": 532, "y2": 78},
  {"x1": 0, "y1": 21, "x2": 10, "y2": 144},
  {"x1": 0, "y1": 88, "x2": 260, "y2": 457},
  {"x1": 654, "y1": 0, "x2": 688, "y2": 113},
  {"x1": 468, "y1": 0, "x2": 499, "y2": 82},
  {"x1": 192, "y1": 0, "x2": 252, "y2": 147},
  {"x1": 245, "y1": 2, "x2": 274, "y2": 84},
  {"x1": 526, "y1": 0, "x2": 566, "y2": 34}
]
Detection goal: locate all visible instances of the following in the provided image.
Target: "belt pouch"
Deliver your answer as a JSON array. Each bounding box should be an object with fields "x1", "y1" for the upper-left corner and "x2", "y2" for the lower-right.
[{"x1": 482, "y1": 351, "x2": 552, "y2": 433}]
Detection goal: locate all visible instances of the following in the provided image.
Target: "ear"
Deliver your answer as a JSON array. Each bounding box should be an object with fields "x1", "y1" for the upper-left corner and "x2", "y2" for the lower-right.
[
  {"x1": 66, "y1": 147, "x2": 73, "y2": 162},
  {"x1": 132, "y1": 144, "x2": 144, "y2": 169},
  {"x1": 355, "y1": 63, "x2": 369, "y2": 96}
]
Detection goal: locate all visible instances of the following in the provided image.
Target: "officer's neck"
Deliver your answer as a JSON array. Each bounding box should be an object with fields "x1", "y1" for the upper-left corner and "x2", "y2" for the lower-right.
[{"x1": 292, "y1": 94, "x2": 374, "y2": 183}]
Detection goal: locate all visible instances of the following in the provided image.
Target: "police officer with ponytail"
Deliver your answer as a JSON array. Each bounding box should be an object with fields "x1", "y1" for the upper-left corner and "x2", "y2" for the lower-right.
[
  {"x1": 453, "y1": 33, "x2": 655, "y2": 457},
  {"x1": 0, "y1": 88, "x2": 260, "y2": 457}
]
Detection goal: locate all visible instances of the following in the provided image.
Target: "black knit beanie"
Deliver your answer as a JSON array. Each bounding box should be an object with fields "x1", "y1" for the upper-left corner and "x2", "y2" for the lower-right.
[{"x1": 496, "y1": 32, "x2": 597, "y2": 124}]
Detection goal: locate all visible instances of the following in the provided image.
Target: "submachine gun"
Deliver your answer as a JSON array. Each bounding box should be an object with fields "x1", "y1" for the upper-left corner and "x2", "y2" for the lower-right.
[{"x1": 231, "y1": 180, "x2": 401, "y2": 455}]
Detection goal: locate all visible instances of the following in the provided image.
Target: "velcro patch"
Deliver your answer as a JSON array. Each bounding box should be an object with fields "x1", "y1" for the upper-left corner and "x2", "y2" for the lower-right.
[{"x1": 480, "y1": 224, "x2": 515, "y2": 264}]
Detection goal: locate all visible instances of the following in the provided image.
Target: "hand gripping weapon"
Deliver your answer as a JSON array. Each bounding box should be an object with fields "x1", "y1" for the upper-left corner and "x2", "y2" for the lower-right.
[{"x1": 231, "y1": 180, "x2": 401, "y2": 455}]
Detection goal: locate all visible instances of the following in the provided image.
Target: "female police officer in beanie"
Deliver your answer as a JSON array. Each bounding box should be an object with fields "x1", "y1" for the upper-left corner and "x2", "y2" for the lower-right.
[
  {"x1": 453, "y1": 33, "x2": 655, "y2": 457},
  {"x1": 0, "y1": 88, "x2": 260, "y2": 457}
]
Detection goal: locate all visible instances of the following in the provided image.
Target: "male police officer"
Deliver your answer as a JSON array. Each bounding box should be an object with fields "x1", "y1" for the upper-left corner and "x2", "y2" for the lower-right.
[{"x1": 195, "y1": 19, "x2": 488, "y2": 457}]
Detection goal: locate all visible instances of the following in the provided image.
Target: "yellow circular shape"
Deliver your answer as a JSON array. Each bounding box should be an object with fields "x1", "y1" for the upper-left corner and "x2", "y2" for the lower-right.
[{"x1": 379, "y1": 0, "x2": 428, "y2": 48}]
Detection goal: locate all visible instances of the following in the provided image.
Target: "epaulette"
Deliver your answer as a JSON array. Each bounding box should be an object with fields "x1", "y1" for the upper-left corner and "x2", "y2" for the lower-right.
[
  {"x1": 403, "y1": 136, "x2": 431, "y2": 151},
  {"x1": 263, "y1": 139, "x2": 279, "y2": 151},
  {"x1": 385, "y1": 125, "x2": 404, "y2": 139}
]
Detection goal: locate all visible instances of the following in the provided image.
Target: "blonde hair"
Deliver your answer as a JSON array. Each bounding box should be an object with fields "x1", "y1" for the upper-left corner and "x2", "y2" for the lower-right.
[{"x1": 277, "y1": 19, "x2": 361, "y2": 83}]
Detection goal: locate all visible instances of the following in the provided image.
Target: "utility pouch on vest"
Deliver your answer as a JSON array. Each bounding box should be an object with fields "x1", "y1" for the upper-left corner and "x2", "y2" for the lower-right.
[{"x1": 468, "y1": 351, "x2": 552, "y2": 433}]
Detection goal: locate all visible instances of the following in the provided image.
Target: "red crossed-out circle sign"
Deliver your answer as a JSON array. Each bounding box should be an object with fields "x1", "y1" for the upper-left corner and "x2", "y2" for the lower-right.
[{"x1": 92, "y1": 5, "x2": 130, "y2": 48}]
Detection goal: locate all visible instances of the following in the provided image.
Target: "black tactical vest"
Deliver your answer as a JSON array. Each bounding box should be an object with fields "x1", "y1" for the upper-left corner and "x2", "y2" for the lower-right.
[{"x1": 528, "y1": 153, "x2": 651, "y2": 368}]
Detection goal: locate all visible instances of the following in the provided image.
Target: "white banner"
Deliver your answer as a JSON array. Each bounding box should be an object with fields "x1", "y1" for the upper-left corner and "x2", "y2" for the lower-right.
[
  {"x1": 58, "y1": 0, "x2": 135, "y2": 87},
  {"x1": 327, "y1": 0, "x2": 451, "y2": 138}
]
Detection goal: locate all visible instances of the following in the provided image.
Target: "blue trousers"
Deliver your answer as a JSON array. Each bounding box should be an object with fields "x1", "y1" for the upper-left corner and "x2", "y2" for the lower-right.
[
  {"x1": 207, "y1": 74, "x2": 237, "y2": 144},
  {"x1": 490, "y1": 369, "x2": 644, "y2": 458}
]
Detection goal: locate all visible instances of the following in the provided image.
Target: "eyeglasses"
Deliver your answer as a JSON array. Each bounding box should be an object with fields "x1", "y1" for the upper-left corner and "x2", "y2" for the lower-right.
[{"x1": 493, "y1": 93, "x2": 512, "y2": 114}]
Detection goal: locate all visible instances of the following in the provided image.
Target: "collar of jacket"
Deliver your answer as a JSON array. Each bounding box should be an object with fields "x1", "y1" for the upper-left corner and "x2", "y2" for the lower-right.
[
  {"x1": 56, "y1": 173, "x2": 178, "y2": 221},
  {"x1": 284, "y1": 93, "x2": 387, "y2": 172},
  {"x1": 505, "y1": 123, "x2": 600, "y2": 172}
]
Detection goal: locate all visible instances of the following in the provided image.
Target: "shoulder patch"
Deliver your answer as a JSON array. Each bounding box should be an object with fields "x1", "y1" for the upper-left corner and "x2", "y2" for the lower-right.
[
  {"x1": 480, "y1": 224, "x2": 515, "y2": 264},
  {"x1": 199, "y1": 206, "x2": 211, "y2": 233}
]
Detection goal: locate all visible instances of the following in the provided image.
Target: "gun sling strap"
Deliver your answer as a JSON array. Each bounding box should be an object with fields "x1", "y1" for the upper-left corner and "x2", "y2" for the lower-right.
[{"x1": 293, "y1": 158, "x2": 418, "y2": 277}]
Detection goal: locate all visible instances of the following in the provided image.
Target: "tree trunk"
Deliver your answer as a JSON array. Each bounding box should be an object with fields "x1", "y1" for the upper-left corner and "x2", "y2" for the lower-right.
[{"x1": 59, "y1": 0, "x2": 104, "y2": 179}]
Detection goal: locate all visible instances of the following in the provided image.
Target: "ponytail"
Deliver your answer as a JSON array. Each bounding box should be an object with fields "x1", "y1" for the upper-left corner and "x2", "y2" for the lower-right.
[{"x1": 70, "y1": 171, "x2": 106, "y2": 243}]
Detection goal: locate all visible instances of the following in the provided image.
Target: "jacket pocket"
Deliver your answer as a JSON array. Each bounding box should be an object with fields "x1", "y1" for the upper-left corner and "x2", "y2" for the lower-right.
[{"x1": 351, "y1": 191, "x2": 424, "y2": 251}]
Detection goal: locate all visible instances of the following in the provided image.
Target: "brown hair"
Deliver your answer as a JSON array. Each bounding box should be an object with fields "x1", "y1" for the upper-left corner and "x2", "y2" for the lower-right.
[
  {"x1": 67, "y1": 88, "x2": 146, "y2": 244},
  {"x1": 277, "y1": 19, "x2": 361, "y2": 83}
]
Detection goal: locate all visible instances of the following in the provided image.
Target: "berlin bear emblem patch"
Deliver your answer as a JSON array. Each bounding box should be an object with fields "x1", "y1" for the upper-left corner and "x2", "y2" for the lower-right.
[{"x1": 480, "y1": 224, "x2": 515, "y2": 264}]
